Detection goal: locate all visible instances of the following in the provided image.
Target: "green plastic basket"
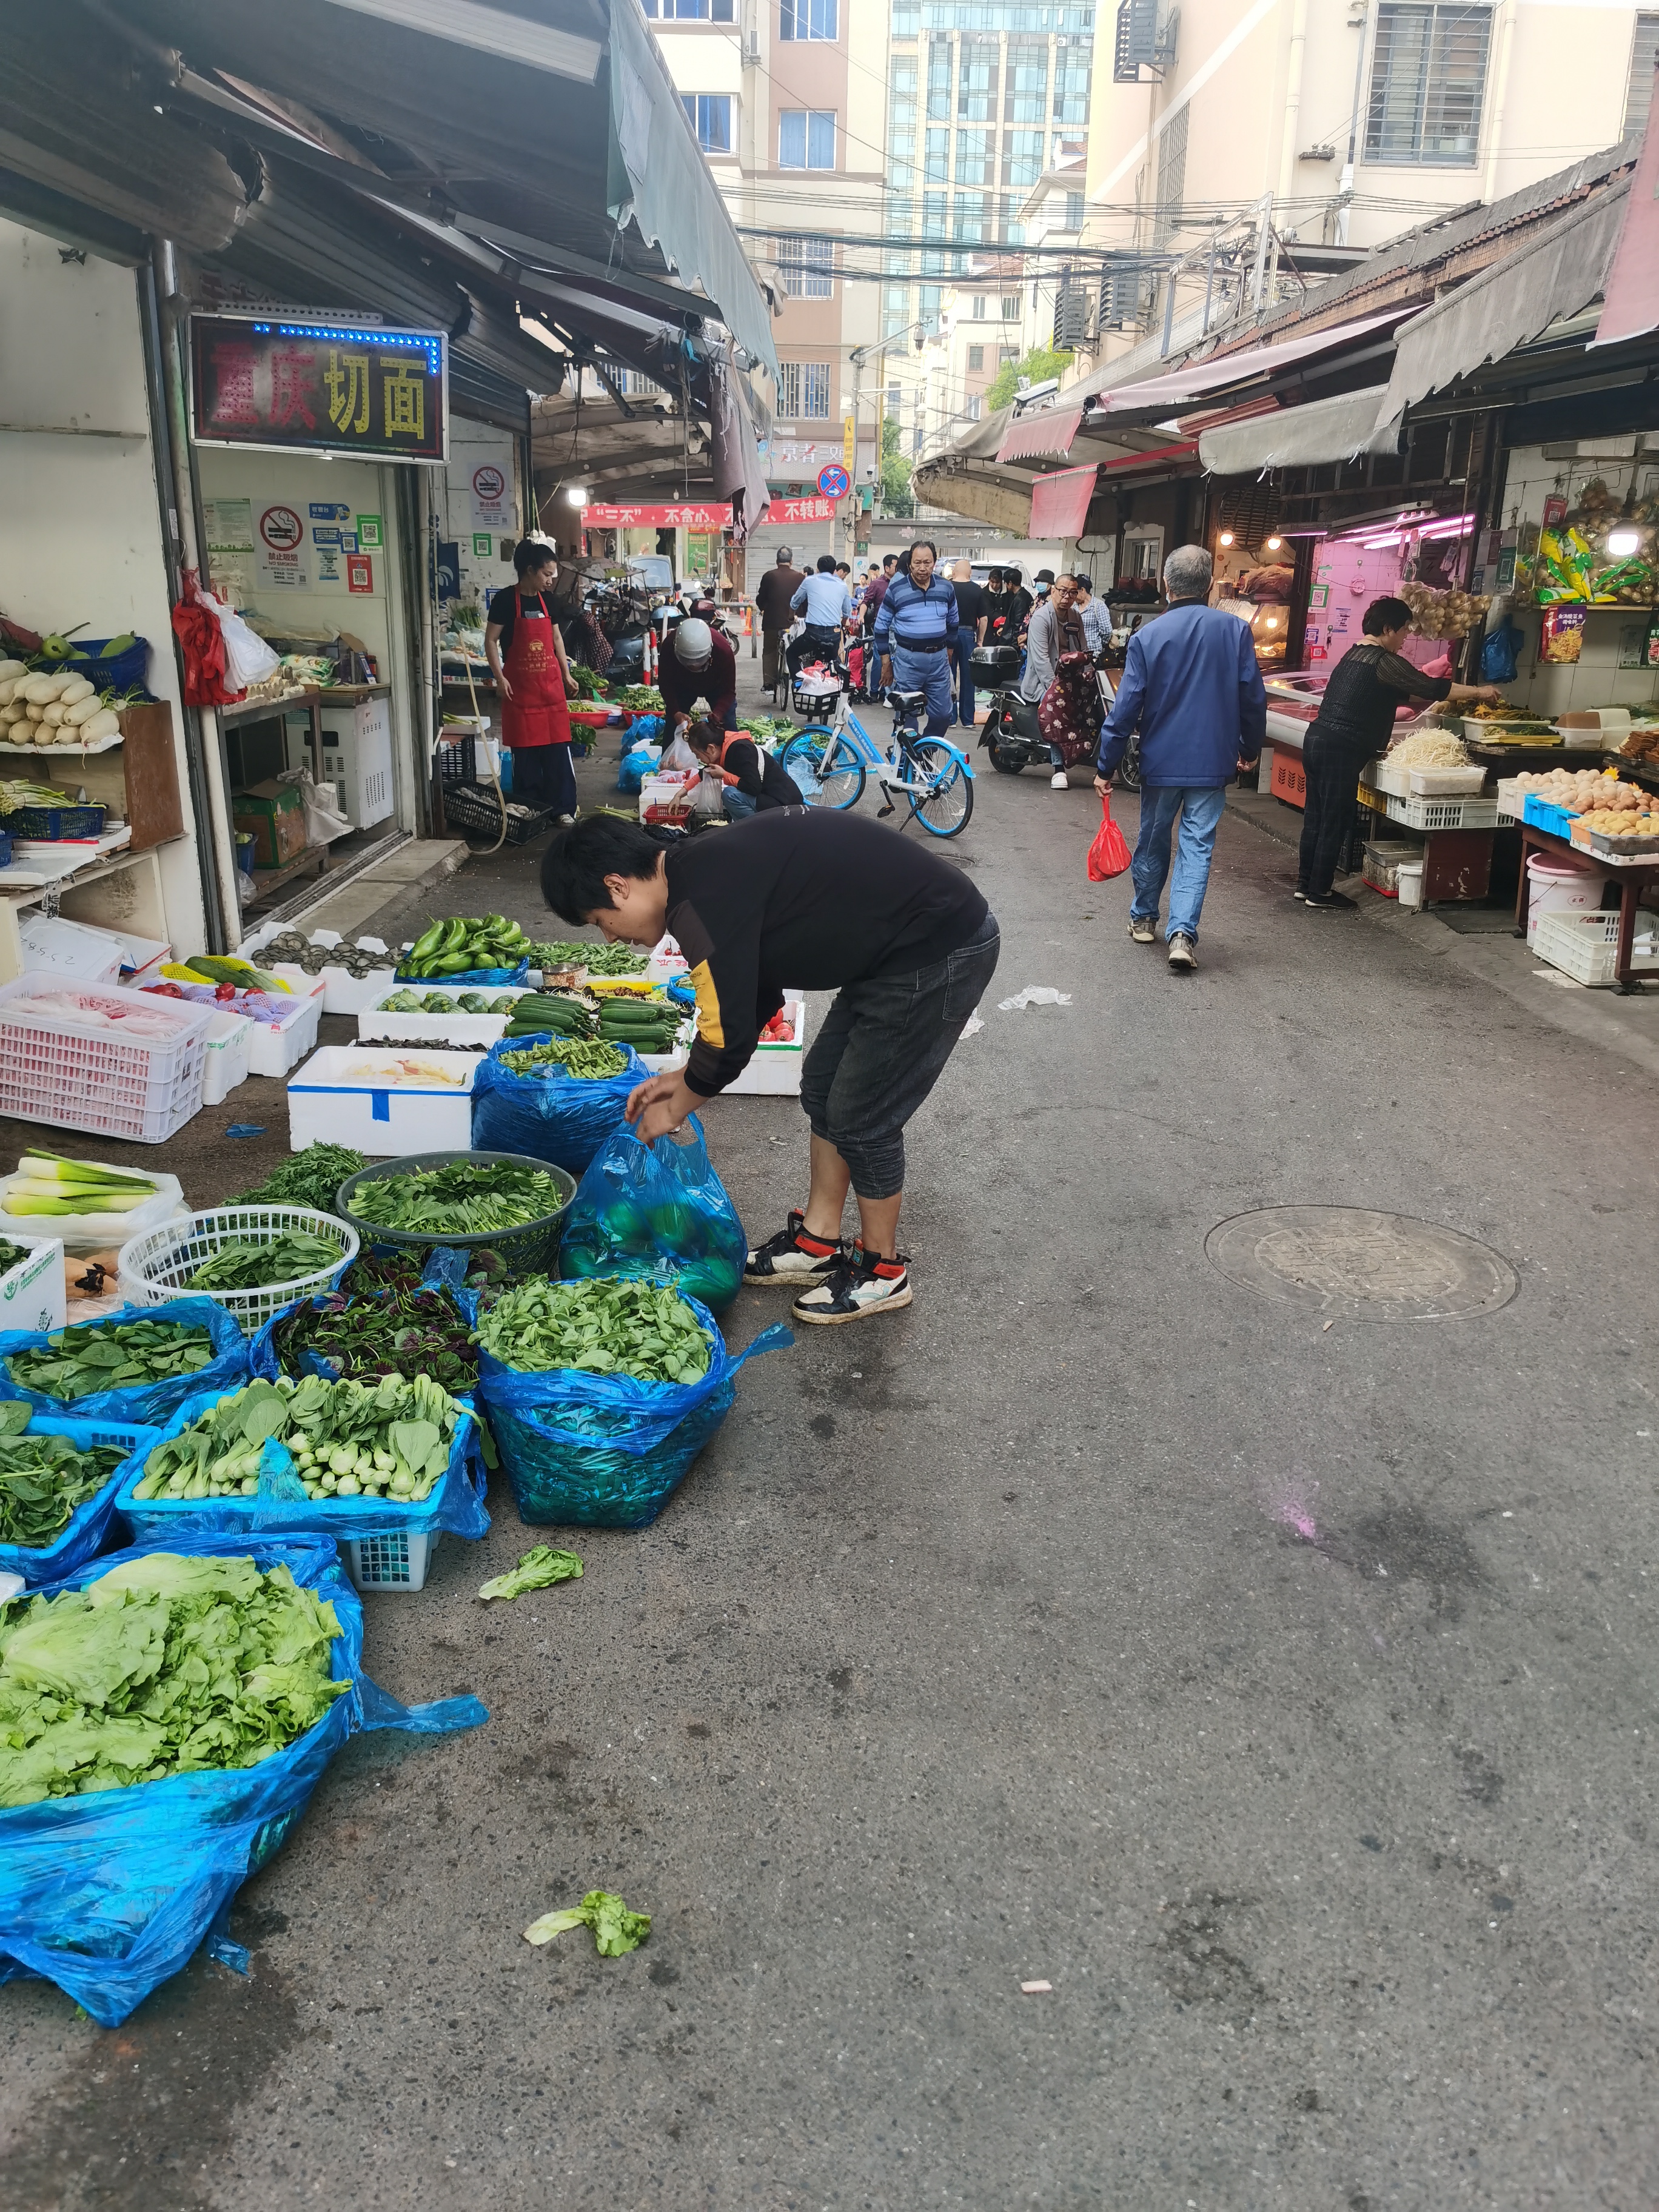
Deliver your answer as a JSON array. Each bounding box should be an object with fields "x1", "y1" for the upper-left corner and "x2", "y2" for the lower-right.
[{"x1": 333, "y1": 1150, "x2": 575, "y2": 1278}]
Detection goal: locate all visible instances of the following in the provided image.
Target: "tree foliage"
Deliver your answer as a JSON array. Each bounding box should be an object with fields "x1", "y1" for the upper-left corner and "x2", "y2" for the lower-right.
[{"x1": 985, "y1": 346, "x2": 1075, "y2": 414}]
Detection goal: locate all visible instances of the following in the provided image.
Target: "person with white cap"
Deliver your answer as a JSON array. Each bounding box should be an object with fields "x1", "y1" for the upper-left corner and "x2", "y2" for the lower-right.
[{"x1": 659, "y1": 615, "x2": 739, "y2": 736}]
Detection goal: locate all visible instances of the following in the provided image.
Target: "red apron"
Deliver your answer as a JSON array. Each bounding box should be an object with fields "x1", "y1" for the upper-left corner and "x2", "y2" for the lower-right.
[{"x1": 500, "y1": 592, "x2": 572, "y2": 750}]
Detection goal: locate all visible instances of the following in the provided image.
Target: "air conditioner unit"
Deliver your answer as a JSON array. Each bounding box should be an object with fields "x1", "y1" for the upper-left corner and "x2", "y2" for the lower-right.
[
  {"x1": 1053, "y1": 286, "x2": 1091, "y2": 350},
  {"x1": 1098, "y1": 265, "x2": 1148, "y2": 331},
  {"x1": 1114, "y1": 0, "x2": 1178, "y2": 81}
]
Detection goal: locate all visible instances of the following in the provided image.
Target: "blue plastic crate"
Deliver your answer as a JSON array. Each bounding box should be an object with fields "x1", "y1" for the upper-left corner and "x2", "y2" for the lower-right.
[
  {"x1": 1522, "y1": 793, "x2": 1578, "y2": 841},
  {"x1": 1, "y1": 803, "x2": 106, "y2": 840},
  {"x1": 35, "y1": 636, "x2": 150, "y2": 695},
  {"x1": 0, "y1": 1412, "x2": 160, "y2": 1587}
]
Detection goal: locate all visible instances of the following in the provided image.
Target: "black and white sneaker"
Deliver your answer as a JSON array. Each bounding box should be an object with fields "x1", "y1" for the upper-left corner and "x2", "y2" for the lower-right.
[
  {"x1": 743, "y1": 1210, "x2": 843, "y2": 1287},
  {"x1": 791, "y1": 1250, "x2": 913, "y2": 1325}
]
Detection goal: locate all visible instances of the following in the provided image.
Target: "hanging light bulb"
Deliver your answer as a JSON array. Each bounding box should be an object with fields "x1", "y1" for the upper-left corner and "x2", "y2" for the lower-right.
[
  {"x1": 1218, "y1": 529, "x2": 1235, "y2": 548},
  {"x1": 1265, "y1": 535, "x2": 1284, "y2": 552},
  {"x1": 565, "y1": 485, "x2": 589, "y2": 504},
  {"x1": 1607, "y1": 526, "x2": 1641, "y2": 557}
]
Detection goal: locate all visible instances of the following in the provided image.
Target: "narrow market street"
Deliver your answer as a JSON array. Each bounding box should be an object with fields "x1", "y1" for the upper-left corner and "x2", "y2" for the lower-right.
[{"x1": 5, "y1": 671, "x2": 1657, "y2": 2210}]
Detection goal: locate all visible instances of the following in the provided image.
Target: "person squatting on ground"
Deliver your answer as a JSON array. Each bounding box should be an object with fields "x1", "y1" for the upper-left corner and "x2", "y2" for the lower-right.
[
  {"x1": 688, "y1": 717, "x2": 805, "y2": 820},
  {"x1": 1296, "y1": 595, "x2": 1504, "y2": 908},
  {"x1": 1095, "y1": 545, "x2": 1265, "y2": 974},
  {"x1": 540, "y1": 810, "x2": 999, "y2": 1324},
  {"x1": 660, "y1": 616, "x2": 739, "y2": 735},
  {"x1": 873, "y1": 540, "x2": 960, "y2": 737}
]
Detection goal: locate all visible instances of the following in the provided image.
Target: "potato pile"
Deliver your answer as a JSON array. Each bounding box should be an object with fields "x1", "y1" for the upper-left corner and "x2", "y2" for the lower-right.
[
  {"x1": 1513, "y1": 767, "x2": 1649, "y2": 813},
  {"x1": 1577, "y1": 809, "x2": 1659, "y2": 839}
]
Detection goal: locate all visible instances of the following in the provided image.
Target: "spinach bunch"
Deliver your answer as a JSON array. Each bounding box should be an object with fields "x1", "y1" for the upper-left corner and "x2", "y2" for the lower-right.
[
  {"x1": 229, "y1": 1144, "x2": 368, "y2": 1214},
  {"x1": 0, "y1": 1403, "x2": 126, "y2": 1546},
  {"x1": 346, "y1": 1161, "x2": 566, "y2": 1237},
  {"x1": 187, "y1": 1229, "x2": 347, "y2": 1293},
  {"x1": 477, "y1": 1277, "x2": 710, "y2": 1385},
  {"x1": 6, "y1": 1318, "x2": 216, "y2": 1403}
]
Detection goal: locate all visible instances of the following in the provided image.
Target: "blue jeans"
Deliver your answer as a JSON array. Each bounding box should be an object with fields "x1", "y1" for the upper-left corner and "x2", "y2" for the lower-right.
[
  {"x1": 1130, "y1": 785, "x2": 1227, "y2": 945},
  {"x1": 722, "y1": 786, "x2": 758, "y2": 820},
  {"x1": 955, "y1": 625, "x2": 977, "y2": 727},
  {"x1": 888, "y1": 643, "x2": 955, "y2": 736}
]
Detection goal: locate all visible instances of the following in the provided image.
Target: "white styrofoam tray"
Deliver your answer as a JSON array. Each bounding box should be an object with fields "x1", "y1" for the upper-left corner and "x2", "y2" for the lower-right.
[
  {"x1": 242, "y1": 922, "x2": 399, "y2": 1017},
  {"x1": 0, "y1": 1232, "x2": 66, "y2": 1335},
  {"x1": 245, "y1": 990, "x2": 323, "y2": 1079},
  {"x1": 358, "y1": 984, "x2": 528, "y2": 1047},
  {"x1": 287, "y1": 1046, "x2": 478, "y2": 1156}
]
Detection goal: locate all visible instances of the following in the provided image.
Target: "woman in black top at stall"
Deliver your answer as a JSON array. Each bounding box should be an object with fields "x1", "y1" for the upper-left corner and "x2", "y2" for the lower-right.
[
  {"x1": 1297, "y1": 595, "x2": 1504, "y2": 908},
  {"x1": 486, "y1": 540, "x2": 580, "y2": 822}
]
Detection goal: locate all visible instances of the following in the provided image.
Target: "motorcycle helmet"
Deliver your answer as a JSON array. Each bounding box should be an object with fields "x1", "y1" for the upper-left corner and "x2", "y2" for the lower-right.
[{"x1": 674, "y1": 618, "x2": 713, "y2": 667}]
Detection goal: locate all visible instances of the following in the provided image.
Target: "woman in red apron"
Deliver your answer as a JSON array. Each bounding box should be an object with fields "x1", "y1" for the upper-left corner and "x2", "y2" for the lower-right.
[{"x1": 485, "y1": 540, "x2": 578, "y2": 820}]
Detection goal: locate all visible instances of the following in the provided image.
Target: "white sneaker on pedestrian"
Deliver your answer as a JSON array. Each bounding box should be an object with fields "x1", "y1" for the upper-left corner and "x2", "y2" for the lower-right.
[
  {"x1": 1050, "y1": 771, "x2": 1068, "y2": 788},
  {"x1": 1167, "y1": 933, "x2": 1198, "y2": 973},
  {"x1": 557, "y1": 813, "x2": 575, "y2": 825}
]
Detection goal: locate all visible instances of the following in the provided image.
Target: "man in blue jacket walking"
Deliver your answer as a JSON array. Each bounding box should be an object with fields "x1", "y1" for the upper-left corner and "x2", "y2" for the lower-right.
[
  {"x1": 1094, "y1": 545, "x2": 1265, "y2": 974},
  {"x1": 873, "y1": 540, "x2": 960, "y2": 736}
]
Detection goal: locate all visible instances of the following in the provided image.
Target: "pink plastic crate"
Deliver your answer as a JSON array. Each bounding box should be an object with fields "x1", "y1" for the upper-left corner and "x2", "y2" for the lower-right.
[{"x1": 0, "y1": 975, "x2": 213, "y2": 1143}]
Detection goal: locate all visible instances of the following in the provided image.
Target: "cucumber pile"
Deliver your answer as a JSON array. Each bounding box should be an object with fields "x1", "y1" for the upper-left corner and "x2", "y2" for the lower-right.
[
  {"x1": 401, "y1": 914, "x2": 529, "y2": 979},
  {"x1": 594, "y1": 994, "x2": 685, "y2": 1056},
  {"x1": 499, "y1": 990, "x2": 602, "y2": 1042}
]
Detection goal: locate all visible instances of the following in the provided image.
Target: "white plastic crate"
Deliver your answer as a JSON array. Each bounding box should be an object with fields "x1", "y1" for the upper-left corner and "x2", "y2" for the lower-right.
[
  {"x1": 118, "y1": 1204, "x2": 358, "y2": 1329},
  {"x1": 0, "y1": 975, "x2": 213, "y2": 1144},
  {"x1": 724, "y1": 992, "x2": 805, "y2": 1096},
  {"x1": 0, "y1": 1232, "x2": 65, "y2": 1334},
  {"x1": 1370, "y1": 757, "x2": 1487, "y2": 800},
  {"x1": 287, "y1": 1046, "x2": 477, "y2": 1155},
  {"x1": 1534, "y1": 908, "x2": 1659, "y2": 988},
  {"x1": 345, "y1": 1529, "x2": 436, "y2": 1593},
  {"x1": 245, "y1": 990, "x2": 323, "y2": 1079},
  {"x1": 17, "y1": 915, "x2": 124, "y2": 985},
  {"x1": 201, "y1": 1010, "x2": 253, "y2": 1104},
  {"x1": 1383, "y1": 790, "x2": 1500, "y2": 833}
]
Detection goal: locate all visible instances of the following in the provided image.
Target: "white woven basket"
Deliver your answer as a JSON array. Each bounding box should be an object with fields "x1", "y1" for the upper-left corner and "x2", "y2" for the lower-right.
[{"x1": 117, "y1": 1205, "x2": 360, "y2": 1330}]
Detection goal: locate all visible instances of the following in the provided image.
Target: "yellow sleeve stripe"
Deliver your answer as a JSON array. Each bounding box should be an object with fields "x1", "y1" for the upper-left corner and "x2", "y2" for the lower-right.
[{"x1": 688, "y1": 958, "x2": 725, "y2": 1049}]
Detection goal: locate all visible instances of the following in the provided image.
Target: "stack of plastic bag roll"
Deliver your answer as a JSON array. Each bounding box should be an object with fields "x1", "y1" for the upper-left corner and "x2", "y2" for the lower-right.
[
  {"x1": 478, "y1": 1290, "x2": 790, "y2": 1530},
  {"x1": 0, "y1": 1534, "x2": 486, "y2": 2026}
]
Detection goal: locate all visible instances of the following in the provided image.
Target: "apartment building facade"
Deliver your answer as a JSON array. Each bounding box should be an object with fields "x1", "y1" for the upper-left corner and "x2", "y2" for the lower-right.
[
  {"x1": 1087, "y1": 0, "x2": 1658, "y2": 353},
  {"x1": 645, "y1": 0, "x2": 885, "y2": 564}
]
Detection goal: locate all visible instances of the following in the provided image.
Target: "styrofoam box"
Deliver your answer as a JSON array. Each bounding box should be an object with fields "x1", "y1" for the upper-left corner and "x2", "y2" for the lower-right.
[
  {"x1": 0, "y1": 1159, "x2": 186, "y2": 1258},
  {"x1": 246, "y1": 990, "x2": 323, "y2": 1079},
  {"x1": 18, "y1": 914, "x2": 124, "y2": 984},
  {"x1": 0, "y1": 1232, "x2": 65, "y2": 1335},
  {"x1": 241, "y1": 921, "x2": 398, "y2": 1017},
  {"x1": 201, "y1": 1009, "x2": 253, "y2": 1104},
  {"x1": 725, "y1": 992, "x2": 805, "y2": 1096},
  {"x1": 358, "y1": 984, "x2": 527, "y2": 1047},
  {"x1": 287, "y1": 1046, "x2": 477, "y2": 1155},
  {"x1": 113, "y1": 931, "x2": 170, "y2": 987},
  {"x1": 1371, "y1": 756, "x2": 1487, "y2": 799}
]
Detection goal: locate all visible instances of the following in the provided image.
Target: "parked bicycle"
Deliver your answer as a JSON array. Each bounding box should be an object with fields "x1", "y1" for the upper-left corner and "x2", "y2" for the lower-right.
[{"x1": 779, "y1": 681, "x2": 974, "y2": 838}]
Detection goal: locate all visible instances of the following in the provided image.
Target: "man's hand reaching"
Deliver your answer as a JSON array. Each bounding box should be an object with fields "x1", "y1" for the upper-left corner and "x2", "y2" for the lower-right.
[{"x1": 625, "y1": 1070, "x2": 699, "y2": 1144}]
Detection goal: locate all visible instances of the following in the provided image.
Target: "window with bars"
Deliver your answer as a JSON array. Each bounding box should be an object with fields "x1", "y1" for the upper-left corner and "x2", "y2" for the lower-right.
[
  {"x1": 801, "y1": 362, "x2": 832, "y2": 417},
  {"x1": 959, "y1": 36, "x2": 998, "y2": 118},
  {"x1": 1364, "y1": 4, "x2": 1491, "y2": 166},
  {"x1": 971, "y1": 293, "x2": 987, "y2": 318},
  {"x1": 956, "y1": 129, "x2": 993, "y2": 185},
  {"x1": 780, "y1": 110, "x2": 837, "y2": 167},
  {"x1": 1626, "y1": 15, "x2": 1659, "y2": 137},
  {"x1": 779, "y1": 236, "x2": 834, "y2": 297},
  {"x1": 780, "y1": 0, "x2": 838, "y2": 37},
  {"x1": 1005, "y1": 129, "x2": 1045, "y2": 189},
  {"x1": 681, "y1": 94, "x2": 734, "y2": 152},
  {"x1": 967, "y1": 343, "x2": 985, "y2": 370},
  {"x1": 927, "y1": 36, "x2": 953, "y2": 119},
  {"x1": 1153, "y1": 104, "x2": 1188, "y2": 246}
]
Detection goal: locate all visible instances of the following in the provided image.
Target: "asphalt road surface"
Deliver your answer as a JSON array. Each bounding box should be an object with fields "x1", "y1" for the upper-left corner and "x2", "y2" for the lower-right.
[{"x1": 3, "y1": 688, "x2": 1655, "y2": 2211}]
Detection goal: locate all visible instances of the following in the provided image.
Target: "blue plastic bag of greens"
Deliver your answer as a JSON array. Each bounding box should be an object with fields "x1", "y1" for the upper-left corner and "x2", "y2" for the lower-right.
[
  {"x1": 0, "y1": 1533, "x2": 486, "y2": 2026},
  {"x1": 0, "y1": 1296, "x2": 249, "y2": 1429},
  {"x1": 471, "y1": 1035, "x2": 651, "y2": 1177},
  {"x1": 558, "y1": 1122, "x2": 746, "y2": 1312},
  {"x1": 478, "y1": 1294, "x2": 791, "y2": 1529},
  {"x1": 617, "y1": 744, "x2": 660, "y2": 795}
]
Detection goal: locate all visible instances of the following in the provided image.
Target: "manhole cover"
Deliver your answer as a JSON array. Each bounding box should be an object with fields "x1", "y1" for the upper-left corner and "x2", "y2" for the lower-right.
[{"x1": 1205, "y1": 1207, "x2": 1518, "y2": 1322}]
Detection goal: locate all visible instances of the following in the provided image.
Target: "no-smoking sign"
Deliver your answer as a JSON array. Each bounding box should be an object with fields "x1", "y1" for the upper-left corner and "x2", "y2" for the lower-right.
[
  {"x1": 472, "y1": 461, "x2": 512, "y2": 529},
  {"x1": 259, "y1": 504, "x2": 303, "y2": 551},
  {"x1": 257, "y1": 503, "x2": 307, "y2": 588}
]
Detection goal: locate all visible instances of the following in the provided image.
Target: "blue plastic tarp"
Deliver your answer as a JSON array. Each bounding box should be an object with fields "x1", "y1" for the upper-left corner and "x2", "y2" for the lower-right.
[
  {"x1": 0, "y1": 1415, "x2": 160, "y2": 1589},
  {"x1": 471, "y1": 1036, "x2": 651, "y2": 1177},
  {"x1": 0, "y1": 1298, "x2": 249, "y2": 1429},
  {"x1": 0, "y1": 1533, "x2": 486, "y2": 2025}
]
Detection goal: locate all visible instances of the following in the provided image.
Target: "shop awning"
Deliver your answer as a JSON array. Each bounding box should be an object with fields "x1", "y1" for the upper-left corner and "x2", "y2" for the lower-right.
[
  {"x1": 1197, "y1": 386, "x2": 1403, "y2": 475},
  {"x1": 1085, "y1": 309, "x2": 1409, "y2": 421},
  {"x1": 1593, "y1": 106, "x2": 1659, "y2": 349},
  {"x1": 1028, "y1": 464, "x2": 1099, "y2": 539},
  {"x1": 996, "y1": 404, "x2": 1086, "y2": 464},
  {"x1": 1380, "y1": 182, "x2": 1629, "y2": 415}
]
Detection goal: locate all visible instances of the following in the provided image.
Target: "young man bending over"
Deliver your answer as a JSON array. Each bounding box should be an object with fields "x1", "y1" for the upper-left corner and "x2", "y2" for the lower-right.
[{"x1": 540, "y1": 811, "x2": 999, "y2": 1324}]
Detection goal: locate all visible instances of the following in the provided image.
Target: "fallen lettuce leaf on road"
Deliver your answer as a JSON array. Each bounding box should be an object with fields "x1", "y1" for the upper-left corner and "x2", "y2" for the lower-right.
[
  {"x1": 524, "y1": 1889, "x2": 651, "y2": 1956},
  {"x1": 478, "y1": 1546, "x2": 584, "y2": 1603}
]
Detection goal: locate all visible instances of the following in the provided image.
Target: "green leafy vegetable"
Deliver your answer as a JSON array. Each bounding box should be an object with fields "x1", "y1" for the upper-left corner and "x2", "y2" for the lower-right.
[
  {"x1": 0, "y1": 1552, "x2": 349, "y2": 1806},
  {"x1": 129, "y1": 1372, "x2": 462, "y2": 1504},
  {"x1": 343, "y1": 1161, "x2": 567, "y2": 1237},
  {"x1": 526, "y1": 940, "x2": 648, "y2": 977},
  {"x1": 0, "y1": 1399, "x2": 126, "y2": 1546},
  {"x1": 478, "y1": 1546, "x2": 583, "y2": 1602},
  {"x1": 6, "y1": 1318, "x2": 216, "y2": 1403},
  {"x1": 497, "y1": 1039, "x2": 627, "y2": 1081},
  {"x1": 477, "y1": 1277, "x2": 710, "y2": 1385},
  {"x1": 523, "y1": 1889, "x2": 650, "y2": 1956},
  {"x1": 187, "y1": 1229, "x2": 347, "y2": 1293},
  {"x1": 230, "y1": 1144, "x2": 368, "y2": 1214},
  {"x1": 0, "y1": 1238, "x2": 37, "y2": 1275}
]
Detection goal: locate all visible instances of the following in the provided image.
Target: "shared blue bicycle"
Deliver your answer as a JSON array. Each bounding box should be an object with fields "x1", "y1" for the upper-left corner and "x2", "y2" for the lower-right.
[{"x1": 779, "y1": 682, "x2": 974, "y2": 838}]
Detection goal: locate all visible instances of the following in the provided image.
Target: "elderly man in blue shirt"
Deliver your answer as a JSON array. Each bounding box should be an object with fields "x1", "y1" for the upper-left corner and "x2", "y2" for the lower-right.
[
  {"x1": 1094, "y1": 544, "x2": 1265, "y2": 975},
  {"x1": 873, "y1": 540, "x2": 960, "y2": 735},
  {"x1": 787, "y1": 554, "x2": 854, "y2": 680}
]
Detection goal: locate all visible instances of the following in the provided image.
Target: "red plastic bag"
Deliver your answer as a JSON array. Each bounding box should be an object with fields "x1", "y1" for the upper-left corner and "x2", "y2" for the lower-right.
[
  {"x1": 1087, "y1": 794, "x2": 1132, "y2": 880},
  {"x1": 169, "y1": 568, "x2": 241, "y2": 707}
]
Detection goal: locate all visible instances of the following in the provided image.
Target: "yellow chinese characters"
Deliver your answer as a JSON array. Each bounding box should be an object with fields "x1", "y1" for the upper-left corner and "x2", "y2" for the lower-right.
[
  {"x1": 384, "y1": 363, "x2": 424, "y2": 440},
  {"x1": 325, "y1": 349, "x2": 370, "y2": 435}
]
